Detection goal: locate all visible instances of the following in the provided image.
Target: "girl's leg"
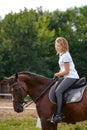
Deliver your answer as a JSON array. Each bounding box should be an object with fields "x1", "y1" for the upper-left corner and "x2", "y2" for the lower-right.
[{"x1": 53, "y1": 78, "x2": 78, "y2": 122}]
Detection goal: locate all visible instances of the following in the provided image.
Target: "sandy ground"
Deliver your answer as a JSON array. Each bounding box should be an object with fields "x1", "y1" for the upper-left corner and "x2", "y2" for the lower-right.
[{"x1": 0, "y1": 98, "x2": 38, "y2": 119}]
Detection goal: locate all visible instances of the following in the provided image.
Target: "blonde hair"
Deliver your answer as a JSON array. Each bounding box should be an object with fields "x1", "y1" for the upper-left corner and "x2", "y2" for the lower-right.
[{"x1": 55, "y1": 37, "x2": 69, "y2": 53}]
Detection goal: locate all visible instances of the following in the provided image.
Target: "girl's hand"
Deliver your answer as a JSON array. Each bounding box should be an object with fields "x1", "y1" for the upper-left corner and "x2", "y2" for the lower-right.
[{"x1": 54, "y1": 72, "x2": 60, "y2": 77}]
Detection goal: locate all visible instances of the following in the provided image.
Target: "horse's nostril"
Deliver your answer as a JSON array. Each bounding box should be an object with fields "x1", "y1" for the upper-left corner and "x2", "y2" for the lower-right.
[{"x1": 14, "y1": 105, "x2": 23, "y2": 113}]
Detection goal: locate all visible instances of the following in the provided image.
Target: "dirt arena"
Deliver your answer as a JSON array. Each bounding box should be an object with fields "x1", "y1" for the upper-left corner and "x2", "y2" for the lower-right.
[{"x1": 0, "y1": 98, "x2": 38, "y2": 119}]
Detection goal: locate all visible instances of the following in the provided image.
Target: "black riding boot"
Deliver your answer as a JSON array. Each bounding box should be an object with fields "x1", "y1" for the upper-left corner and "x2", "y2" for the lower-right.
[
  {"x1": 53, "y1": 93, "x2": 63, "y2": 123},
  {"x1": 53, "y1": 113, "x2": 63, "y2": 123}
]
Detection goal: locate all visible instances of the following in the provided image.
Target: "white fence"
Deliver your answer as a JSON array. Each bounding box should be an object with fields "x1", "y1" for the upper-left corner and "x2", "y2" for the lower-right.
[
  {"x1": 0, "y1": 93, "x2": 11, "y2": 96},
  {"x1": 0, "y1": 93, "x2": 36, "y2": 110}
]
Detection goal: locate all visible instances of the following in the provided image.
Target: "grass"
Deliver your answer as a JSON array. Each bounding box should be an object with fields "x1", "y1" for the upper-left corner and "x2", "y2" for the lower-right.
[
  {"x1": 0, "y1": 115, "x2": 87, "y2": 130},
  {"x1": 0, "y1": 117, "x2": 39, "y2": 130}
]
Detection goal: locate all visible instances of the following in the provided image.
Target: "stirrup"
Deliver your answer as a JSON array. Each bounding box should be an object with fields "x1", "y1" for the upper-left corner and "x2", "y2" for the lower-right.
[{"x1": 47, "y1": 114, "x2": 55, "y2": 123}]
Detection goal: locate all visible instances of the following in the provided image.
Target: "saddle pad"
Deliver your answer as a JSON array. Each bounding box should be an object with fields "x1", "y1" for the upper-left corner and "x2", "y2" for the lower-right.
[
  {"x1": 49, "y1": 82, "x2": 87, "y2": 104},
  {"x1": 49, "y1": 82, "x2": 58, "y2": 104}
]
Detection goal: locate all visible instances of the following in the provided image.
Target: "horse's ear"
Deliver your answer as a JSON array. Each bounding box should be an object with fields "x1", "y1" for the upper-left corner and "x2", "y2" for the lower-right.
[{"x1": 15, "y1": 73, "x2": 18, "y2": 80}]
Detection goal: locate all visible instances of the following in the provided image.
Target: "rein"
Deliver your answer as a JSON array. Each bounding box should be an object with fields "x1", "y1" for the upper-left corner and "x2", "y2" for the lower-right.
[
  {"x1": 33, "y1": 78, "x2": 57, "y2": 103},
  {"x1": 11, "y1": 76, "x2": 58, "y2": 107},
  {"x1": 24, "y1": 77, "x2": 58, "y2": 107},
  {"x1": 23, "y1": 77, "x2": 58, "y2": 107}
]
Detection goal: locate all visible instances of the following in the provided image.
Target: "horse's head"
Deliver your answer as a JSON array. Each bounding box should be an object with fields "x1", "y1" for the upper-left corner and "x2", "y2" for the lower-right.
[
  {"x1": 4, "y1": 72, "x2": 54, "y2": 114},
  {"x1": 4, "y1": 73, "x2": 27, "y2": 113}
]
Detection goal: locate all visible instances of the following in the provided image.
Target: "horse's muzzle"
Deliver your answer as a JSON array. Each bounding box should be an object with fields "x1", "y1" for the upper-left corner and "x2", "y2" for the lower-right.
[{"x1": 14, "y1": 104, "x2": 24, "y2": 113}]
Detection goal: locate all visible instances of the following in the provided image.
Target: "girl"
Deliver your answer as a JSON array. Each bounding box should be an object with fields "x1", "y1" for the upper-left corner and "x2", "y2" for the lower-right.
[{"x1": 52, "y1": 37, "x2": 79, "y2": 123}]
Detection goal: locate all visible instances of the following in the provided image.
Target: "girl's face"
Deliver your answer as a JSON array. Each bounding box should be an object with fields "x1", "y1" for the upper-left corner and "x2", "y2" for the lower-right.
[{"x1": 55, "y1": 42, "x2": 62, "y2": 54}]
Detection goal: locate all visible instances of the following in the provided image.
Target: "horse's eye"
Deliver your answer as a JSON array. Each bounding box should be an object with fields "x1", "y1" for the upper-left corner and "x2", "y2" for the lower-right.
[{"x1": 7, "y1": 83, "x2": 14, "y2": 93}]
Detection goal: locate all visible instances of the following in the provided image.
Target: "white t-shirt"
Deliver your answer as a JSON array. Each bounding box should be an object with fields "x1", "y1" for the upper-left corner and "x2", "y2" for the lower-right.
[{"x1": 59, "y1": 51, "x2": 79, "y2": 79}]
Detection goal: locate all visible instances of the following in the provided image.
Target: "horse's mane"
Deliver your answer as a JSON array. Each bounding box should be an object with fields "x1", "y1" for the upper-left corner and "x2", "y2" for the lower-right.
[{"x1": 18, "y1": 71, "x2": 51, "y2": 80}]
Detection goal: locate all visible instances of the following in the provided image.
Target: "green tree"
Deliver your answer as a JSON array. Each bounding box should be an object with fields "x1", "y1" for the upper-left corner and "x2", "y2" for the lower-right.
[{"x1": 0, "y1": 6, "x2": 87, "y2": 79}]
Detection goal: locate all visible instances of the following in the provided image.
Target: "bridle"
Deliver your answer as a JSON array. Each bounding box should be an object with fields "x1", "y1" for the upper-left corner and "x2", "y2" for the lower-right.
[{"x1": 8, "y1": 78, "x2": 28, "y2": 106}]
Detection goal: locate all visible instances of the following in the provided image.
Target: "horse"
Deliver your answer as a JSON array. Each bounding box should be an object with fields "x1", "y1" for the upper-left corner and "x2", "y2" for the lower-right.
[{"x1": 4, "y1": 72, "x2": 87, "y2": 130}]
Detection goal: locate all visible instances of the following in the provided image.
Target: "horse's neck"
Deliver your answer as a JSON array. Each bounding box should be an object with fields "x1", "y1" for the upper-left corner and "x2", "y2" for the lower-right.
[{"x1": 26, "y1": 77, "x2": 51, "y2": 100}]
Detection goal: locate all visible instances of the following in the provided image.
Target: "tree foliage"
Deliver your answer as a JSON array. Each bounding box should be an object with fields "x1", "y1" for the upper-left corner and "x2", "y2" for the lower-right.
[{"x1": 0, "y1": 6, "x2": 87, "y2": 78}]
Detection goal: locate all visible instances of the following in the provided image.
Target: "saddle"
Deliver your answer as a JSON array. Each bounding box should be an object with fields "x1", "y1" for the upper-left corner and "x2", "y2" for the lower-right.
[{"x1": 49, "y1": 77, "x2": 87, "y2": 104}]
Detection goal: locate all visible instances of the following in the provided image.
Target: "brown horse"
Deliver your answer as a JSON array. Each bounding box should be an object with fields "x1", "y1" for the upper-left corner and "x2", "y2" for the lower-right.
[{"x1": 4, "y1": 72, "x2": 87, "y2": 130}]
